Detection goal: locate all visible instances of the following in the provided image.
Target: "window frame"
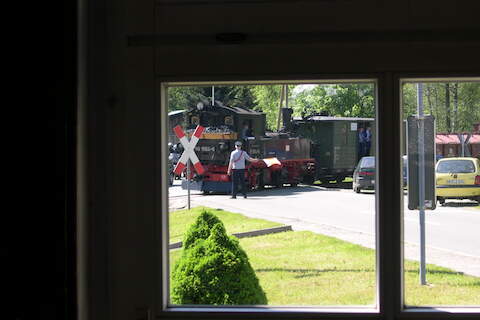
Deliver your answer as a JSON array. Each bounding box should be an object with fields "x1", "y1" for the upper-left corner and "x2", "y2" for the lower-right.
[
  {"x1": 153, "y1": 74, "x2": 480, "y2": 319},
  {"x1": 158, "y1": 76, "x2": 391, "y2": 319},
  {"x1": 398, "y1": 76, "x2": 480, "y2": 316}
]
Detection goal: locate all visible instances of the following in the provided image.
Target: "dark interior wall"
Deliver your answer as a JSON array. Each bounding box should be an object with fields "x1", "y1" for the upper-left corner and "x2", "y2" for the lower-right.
[{"x1": 74, "y1": 1, "x2": 480, "y2": 320}]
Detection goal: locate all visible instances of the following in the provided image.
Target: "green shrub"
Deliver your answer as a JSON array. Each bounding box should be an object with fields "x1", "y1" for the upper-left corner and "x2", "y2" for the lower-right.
[{"x1": 171, "y1": 210, "x2": 267, "y2": 305}]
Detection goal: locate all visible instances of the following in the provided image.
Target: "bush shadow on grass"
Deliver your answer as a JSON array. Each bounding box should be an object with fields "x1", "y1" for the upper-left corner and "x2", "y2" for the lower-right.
[
  {"x1": 256, "y1": 268, "x2": 374, "y2": 279},
  {"x1": 405, "y1": 269, "x2": 465, "y2": 276}
]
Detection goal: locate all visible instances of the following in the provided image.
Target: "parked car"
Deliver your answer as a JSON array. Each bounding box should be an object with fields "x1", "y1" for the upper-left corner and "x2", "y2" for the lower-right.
[
  {"x1": 435, "y1": 157, "x2": 480, "y2": 205},
  {"x1": 352, "y1": 156, "x2": 375, "y2": 193}
]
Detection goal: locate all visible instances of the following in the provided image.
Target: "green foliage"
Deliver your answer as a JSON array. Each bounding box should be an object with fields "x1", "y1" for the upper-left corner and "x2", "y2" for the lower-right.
[
  {"x1": 293, "y1": 84, "x2": 375, "y2": 119},
  {"x1": 251, "y1": 85, "x2": 296, "y2": 130},
  {"x1": 169, "y1": 206, "x2": 281, "y2": 244},
  {"x1": 171, "y1": 210, "x2": 268, "y2": 305},
  {"x1": 167, "y1": 82, "x2": 480, "y2": 134},
  {"x1": 168, "y1": 86, "x2": 257, "y2": 111},
  {"x1": 402, "y1": 82, "x2": 480, "y2": 133},
  {"x1": 182, "y1": 209, "x2": 224, "y2": 249},
  {"x1": 251, "y1": 85, "x2": 282, "y2": 130}
]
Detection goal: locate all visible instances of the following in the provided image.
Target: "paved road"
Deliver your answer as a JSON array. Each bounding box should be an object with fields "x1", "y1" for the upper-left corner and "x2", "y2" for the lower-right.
[{"x1": 169, "y1": 180, "x2": 480, "y2": 276}]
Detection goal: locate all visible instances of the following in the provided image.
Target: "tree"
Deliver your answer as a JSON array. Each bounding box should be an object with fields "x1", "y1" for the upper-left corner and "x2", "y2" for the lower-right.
[
  {"x1": 168, "y1": 86, "x2": 257, "y2": 112},
  {"x1": 402, "y1": 82, "x2": 480, "y2": 133},
  {"x1": 171, "y1": 210, "x2": 267, "y2": 305},
  {"x1": 293, "y1": 84, "x2": 375, "y2": 119},
  {"x1": 445, "y1": 83, "x2": 452, "y2": 132},
  {"x1": 251, "y1": 85, "x2": 295, "y2": 130}
]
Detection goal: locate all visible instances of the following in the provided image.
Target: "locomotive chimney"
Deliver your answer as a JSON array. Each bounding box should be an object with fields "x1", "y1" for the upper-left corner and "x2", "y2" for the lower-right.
[{"x1": 281, "y1": 107, "x2": 293, "y2": 131}]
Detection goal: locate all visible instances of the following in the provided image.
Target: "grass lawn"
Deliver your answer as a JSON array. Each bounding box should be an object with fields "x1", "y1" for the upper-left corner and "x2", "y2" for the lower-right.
[
  {"x1": 169, "y1": 206, "x2": 282, "y2": 244},
  {"x1": 169, "y1": 207, "x2": 480, "y2": 306}
]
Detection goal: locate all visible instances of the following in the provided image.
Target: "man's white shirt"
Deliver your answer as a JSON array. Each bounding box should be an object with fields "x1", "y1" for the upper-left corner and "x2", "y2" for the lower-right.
[{"x1": 229, "y1": 149, "x2": 253, "y2": 169}]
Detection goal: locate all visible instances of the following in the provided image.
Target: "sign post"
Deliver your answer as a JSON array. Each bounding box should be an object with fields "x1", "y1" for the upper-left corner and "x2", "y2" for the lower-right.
[
  {"x1": 173, "y1": 125, "x2": 205, "y2": 209},
  {"x1": 187, "y1": 160, "x2": 190, "y2": 209},
  {"x1": 417, "y1": 83, "x2": 427, "y2": 285},
  {"x1": 406, "y1": 83, "x2": 436, "y2": 285}
]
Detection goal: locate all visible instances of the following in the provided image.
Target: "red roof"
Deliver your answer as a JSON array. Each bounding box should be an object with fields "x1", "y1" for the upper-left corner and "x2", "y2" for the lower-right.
[
  {"x1": 469, "y1": 134, "x2": 480, "y2": 143},
  {"x1": 435, "y1": 134, "x2": 480, "y2": 144},
  {"x1": 435, "y1": 134, "x2": 459, "y2": 144}
]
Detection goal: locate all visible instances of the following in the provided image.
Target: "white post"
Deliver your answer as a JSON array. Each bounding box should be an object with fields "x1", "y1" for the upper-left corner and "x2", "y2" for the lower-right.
[{"x1": 187, "y1": 160, "x2": 191, "y2": 210}]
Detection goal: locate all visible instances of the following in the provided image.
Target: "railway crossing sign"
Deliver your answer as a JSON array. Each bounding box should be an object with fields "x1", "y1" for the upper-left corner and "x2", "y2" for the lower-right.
[
  {"x1": 406, "y1": 115, "x2": 436, "y2": 210},
  {"x1": 173, "y1": 125, "x2": 205, "y2": 175}
]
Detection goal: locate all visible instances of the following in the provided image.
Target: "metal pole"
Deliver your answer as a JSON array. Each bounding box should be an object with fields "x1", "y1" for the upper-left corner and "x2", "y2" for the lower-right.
[
  {"x1": 285, "y1": 85, "x2": 289, "y2": 109},
  {"x1": 417, "y1": 83, "x2": 427, "y2": 285},
  {"x1": 461, "y1": 135, "x2": 465, "y2": 156},
  {"x1": 212, "y1": 86, "x2": 215, "y2": 106},
  {"x1": 187, "y1": 160, "x2": 191, "y2": 210},
  {"x1": 277, "y1": 85, "x2": 284, "y2": 131}
]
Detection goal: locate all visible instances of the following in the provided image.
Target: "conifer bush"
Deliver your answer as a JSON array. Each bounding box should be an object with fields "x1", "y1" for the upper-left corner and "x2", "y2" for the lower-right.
[{"x1": 171, "y1": 210, "x2": 267, "y2": 305}]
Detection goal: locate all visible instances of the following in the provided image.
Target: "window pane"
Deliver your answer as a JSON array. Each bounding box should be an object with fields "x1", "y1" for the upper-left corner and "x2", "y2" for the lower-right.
[
  {"x1": 402, "y1": 80, "x2": 480, "y2": 306},
  {"x1": 166, "y1": 81, "x2": 378, "y2": 307}
]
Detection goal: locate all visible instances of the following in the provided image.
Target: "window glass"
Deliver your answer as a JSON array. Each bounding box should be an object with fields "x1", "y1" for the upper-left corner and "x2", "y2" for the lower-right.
[
  {"x1": 361, "y1": 157, "x2": 375, "y2": 168},
  {"x1": 401, "y1": 80, "x2": 480, "y2": 306},
  {"x1": 436, "y1": 159, "x2": 475, "y2": 173},
  {"x1": 166, "y1": 81, "x2": 378, "y2": 307}
]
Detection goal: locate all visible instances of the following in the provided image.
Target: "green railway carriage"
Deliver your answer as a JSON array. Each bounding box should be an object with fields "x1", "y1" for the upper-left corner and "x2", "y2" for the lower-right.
[{"x1": 290, "y1": 115, "x2": 375, "y2": 183}]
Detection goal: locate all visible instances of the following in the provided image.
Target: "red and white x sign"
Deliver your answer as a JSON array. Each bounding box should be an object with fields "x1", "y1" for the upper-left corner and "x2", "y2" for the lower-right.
[{"x1": 173, "y1": 125, "x2": 205, "y2": 175}]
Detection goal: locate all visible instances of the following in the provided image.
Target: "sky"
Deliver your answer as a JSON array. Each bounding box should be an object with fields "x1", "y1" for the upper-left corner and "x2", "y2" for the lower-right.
[{"x1": 292, "y1": 84, "x2": 317, "y2": 95}]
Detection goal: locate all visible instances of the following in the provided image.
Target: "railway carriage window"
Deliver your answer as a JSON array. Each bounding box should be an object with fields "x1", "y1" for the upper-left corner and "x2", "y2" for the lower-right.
[
  {"x1": 166, "y1": 81, "x2": 377, "y2": 308},
  {"x1": 401, "y1": 79, "x2": 480, "y2": 307}
]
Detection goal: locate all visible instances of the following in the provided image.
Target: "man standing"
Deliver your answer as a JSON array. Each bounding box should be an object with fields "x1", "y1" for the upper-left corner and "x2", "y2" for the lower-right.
[
  {"x1": 364, "y1": 126, "x2": 372, "y2": 156},
  {"x1": 227, "y1": 141, "x2": 261, "y2": 199},
  {"x1": 358, "y1": 127, "x2": 366, "y2": 158}
]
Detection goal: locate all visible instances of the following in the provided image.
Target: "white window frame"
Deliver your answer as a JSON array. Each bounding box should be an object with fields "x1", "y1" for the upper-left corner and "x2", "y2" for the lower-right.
[
  {"x1": 161, "y1": 78, "x2": 380, "y2": 315},
  {"x1": 153, "y1": 75, "x2": 480, "y2": 319}
]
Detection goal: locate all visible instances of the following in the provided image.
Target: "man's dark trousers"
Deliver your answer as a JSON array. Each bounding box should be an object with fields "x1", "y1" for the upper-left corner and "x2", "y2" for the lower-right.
[
  {"x1": 232, "y1": 169, "x2": 246, "y2": 197},
  {"x1": 364, "y1": 141, "x2": 371, "y2": 156}
]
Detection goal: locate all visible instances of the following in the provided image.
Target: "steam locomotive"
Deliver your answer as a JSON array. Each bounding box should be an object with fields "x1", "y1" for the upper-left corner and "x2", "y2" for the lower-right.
[
  {"x1": 168, "y1": 101, "x2": 315, "y2": 193},
  {"x1": 168, "y1": 101, "x2": 375, "y2": 193}
]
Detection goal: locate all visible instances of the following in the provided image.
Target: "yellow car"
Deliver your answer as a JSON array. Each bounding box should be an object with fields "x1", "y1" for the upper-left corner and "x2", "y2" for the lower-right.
[{"x1": 435, "y1": 157, "x2": 480, "y2": 205}]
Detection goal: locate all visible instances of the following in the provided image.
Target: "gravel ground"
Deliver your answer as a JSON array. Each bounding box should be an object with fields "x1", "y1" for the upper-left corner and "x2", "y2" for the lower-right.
[{"x1": 169, "y1": 197, "x2": 480, "y2": 278}]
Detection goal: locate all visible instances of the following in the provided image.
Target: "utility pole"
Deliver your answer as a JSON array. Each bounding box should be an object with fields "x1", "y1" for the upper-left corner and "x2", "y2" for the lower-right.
[{"x1": 277, "y1": 85, "x2": 285, "y2": 131}]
